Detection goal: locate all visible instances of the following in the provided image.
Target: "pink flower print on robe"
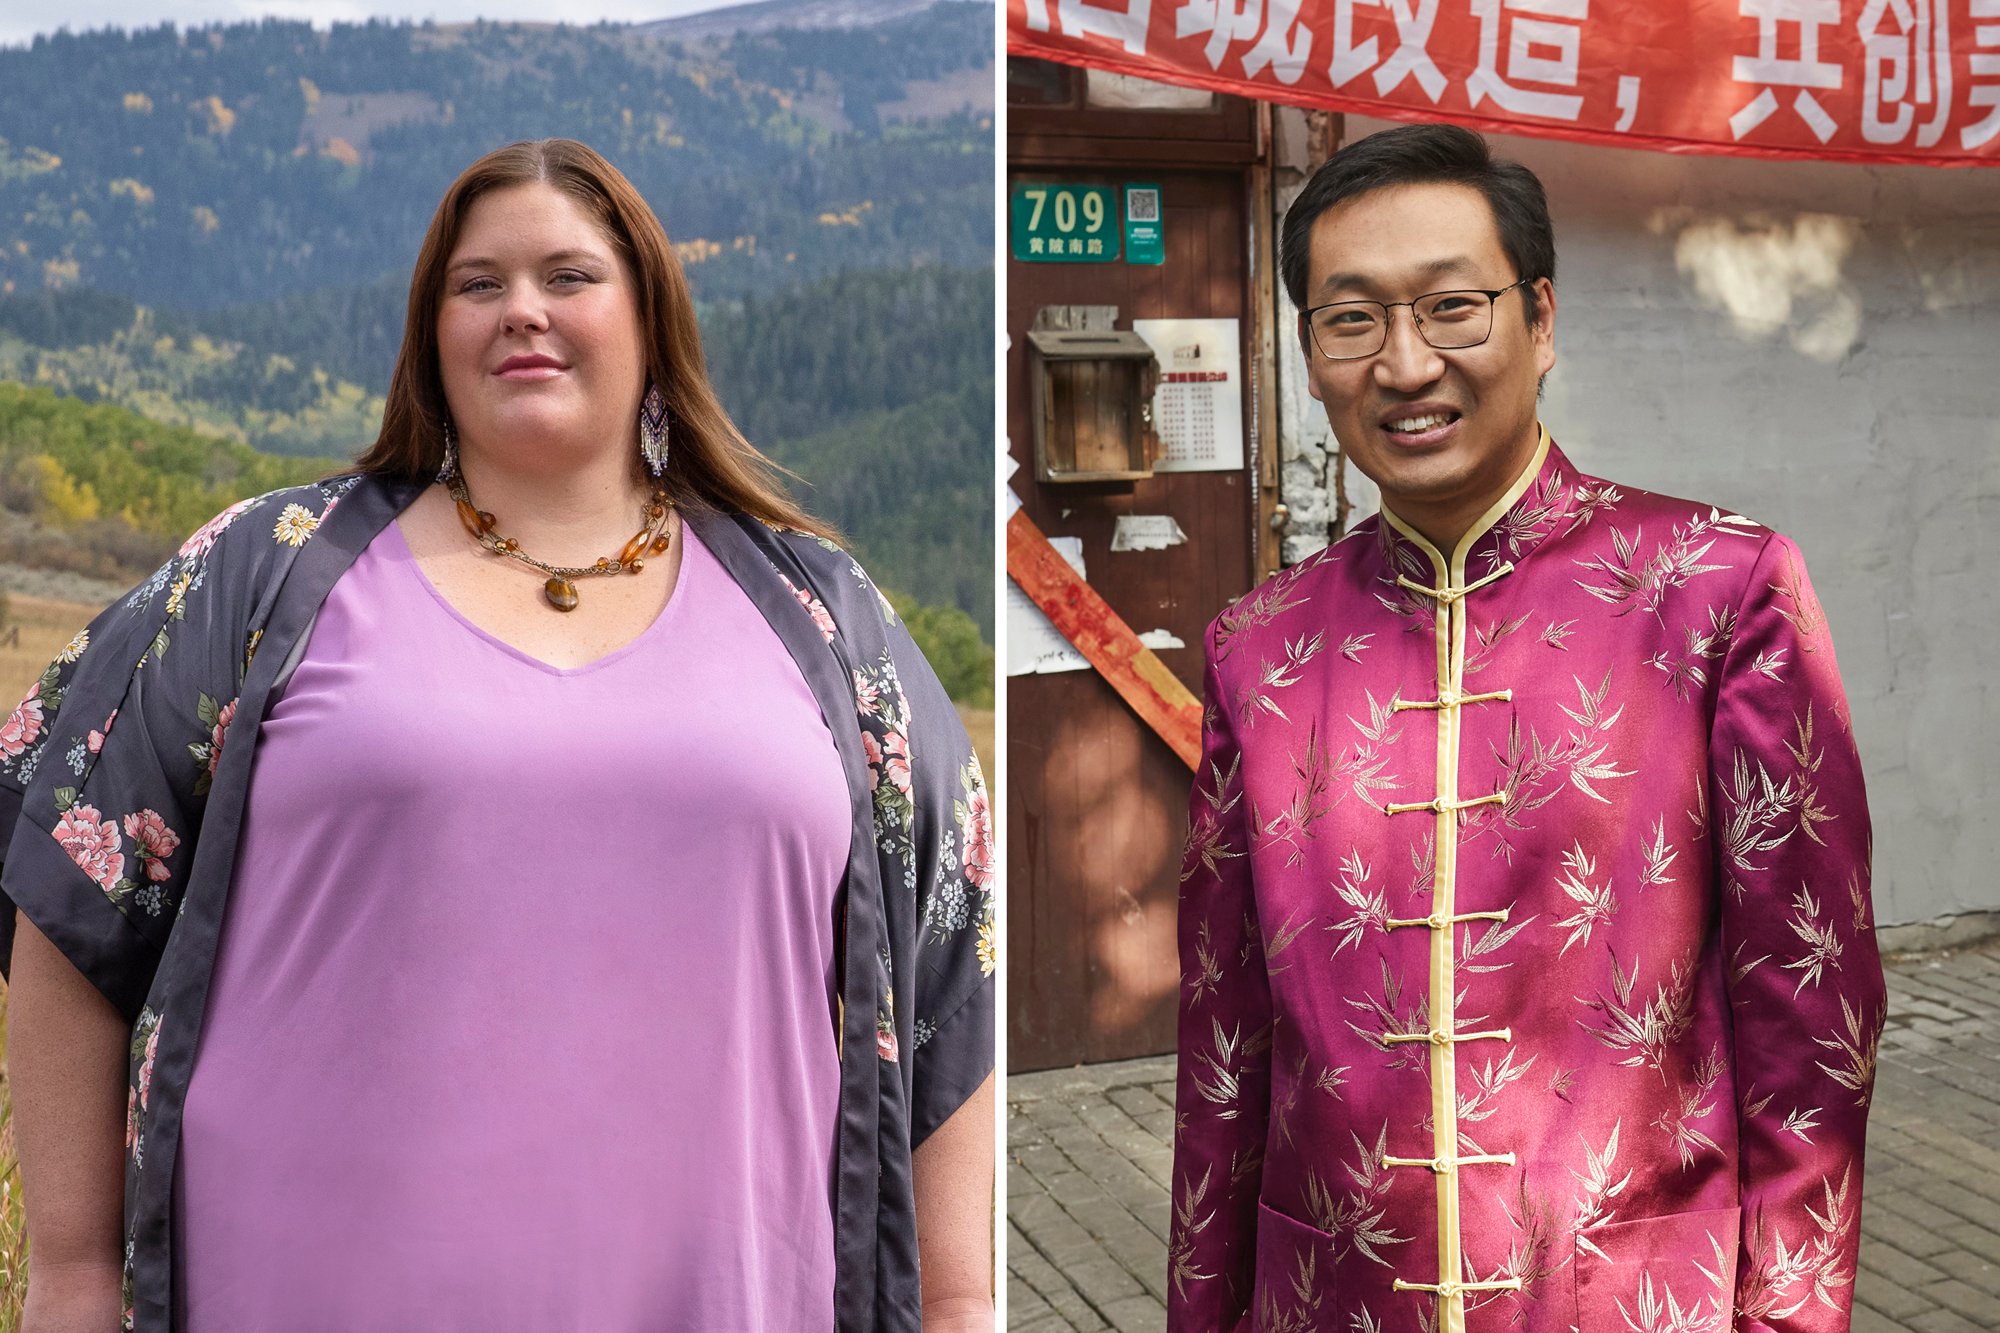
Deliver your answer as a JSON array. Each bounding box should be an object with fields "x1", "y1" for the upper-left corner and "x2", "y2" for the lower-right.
[
  {"x1": 177, "y1": 494, "x2": 261, "y2": 559},
  {"x1": 781, "y1": 572, "x2": 839, "y2": 643},
  {"x1": 1, "y1": 683, "x2": 44, "y2": 760},
  {"x1": 122, "y1": 810, "x2": 181, "y2": 882},
  {"x1": 961, "y1": 783, "x2": 995, "y2": 892},
  {"x1": 88, "y1": 708, "x2": 118, "y2": 755},
  {"x1": 54, "y1": 802, "x2": 124, "y2": 895},
  {"x1": 208, "y1": 698, "x2": 237, "y2": 777}
]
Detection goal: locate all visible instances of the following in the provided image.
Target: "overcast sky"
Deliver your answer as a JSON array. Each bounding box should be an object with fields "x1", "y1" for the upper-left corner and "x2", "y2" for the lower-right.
[{"x1": 0, "y1": 0, "x2": 762, "y2": 47}]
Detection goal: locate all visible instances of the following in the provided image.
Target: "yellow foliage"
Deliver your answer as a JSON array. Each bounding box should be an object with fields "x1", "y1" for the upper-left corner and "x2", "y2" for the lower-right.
[
  {"x1": 109, "y1": 177, "x2": 155, "y2": 206},
  {"x1": 672, "y1": 237, "x2": 722, "y2": 265},
  {"x1": 197, "y1": 95, "x2": 236, "y2": 136},
  {"x1": 621, "y1": 108, "x2": 633, "y2": 129},
  {"x1": 323, "y1": 137, "x2": 360, "y2": 167},
  {"x1": 24, "y1": 454, "x2": 101, "y2": 524},
  {"x1": 41, "y1": 257, "x2": 79, "y2": 288},
  {"x1": 298, "y1": 76, "x2": 320, "y2": 111},
  {"x1": 123, "y1": 92, "x2": 154, "y2": 114},
  {"x1": 24, "y1": 147, "x2": 59, "y2": 172},
  {"x1": 815, "y1": 201, "x2": 873, "y2": 228},
  {"x1": 191, "y1": 205, "x2": 220, "y2": 234}
]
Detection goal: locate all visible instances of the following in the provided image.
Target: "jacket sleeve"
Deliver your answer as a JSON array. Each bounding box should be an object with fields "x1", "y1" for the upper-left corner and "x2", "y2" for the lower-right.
[
  {"x1": 0, "y1": 497, "x2": 271, "y2": 1021},
  {"x1": 1709, "y1": 533, "x2": 1883, "y2": 1332},
  {"x1": 1167, "y1": 614, "x2": 1271, "y2": 1333},
  {"x1": 884, "y1": 607, "x2": 995, "y2": 1146}
]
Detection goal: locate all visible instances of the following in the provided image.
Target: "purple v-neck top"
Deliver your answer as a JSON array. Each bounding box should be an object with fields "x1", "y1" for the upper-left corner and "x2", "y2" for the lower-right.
[{"x1": 175, "y1": 519, "x2": 849, "y2": 1331}]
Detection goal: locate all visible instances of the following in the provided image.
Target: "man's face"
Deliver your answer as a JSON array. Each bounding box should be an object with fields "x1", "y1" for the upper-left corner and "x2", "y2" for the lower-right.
[{"x1": 1301, "y1": 181, "x2": 1556, "y2": 548}]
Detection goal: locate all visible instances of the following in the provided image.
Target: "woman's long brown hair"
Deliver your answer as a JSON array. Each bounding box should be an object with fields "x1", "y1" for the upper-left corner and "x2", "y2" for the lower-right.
[{"x1": 355, "y1": 138, "x2": 833, "y2": 538}]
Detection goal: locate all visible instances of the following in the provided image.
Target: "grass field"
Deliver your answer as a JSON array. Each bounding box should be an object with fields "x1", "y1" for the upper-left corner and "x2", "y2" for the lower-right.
[
  {"x1": 0, "y1": 594, "x2": 100, "y2": 718},
  {"x1": 0, "y1": 988, "x2": 23, "y2": 1333},
  {"x1": 960, "y1": 705, "x2": 995, "y2": 789}
]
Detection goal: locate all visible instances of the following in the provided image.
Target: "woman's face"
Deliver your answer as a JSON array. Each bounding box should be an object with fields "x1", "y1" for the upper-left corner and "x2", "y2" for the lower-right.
[{"x1": 435, "y1": 180, "x2": 647, "y2": 469}]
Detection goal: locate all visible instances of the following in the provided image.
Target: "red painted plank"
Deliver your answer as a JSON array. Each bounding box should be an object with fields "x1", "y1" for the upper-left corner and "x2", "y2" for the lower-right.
[{"x1": 1007, "y1": 508, "x2": 1203, "y2": 771}]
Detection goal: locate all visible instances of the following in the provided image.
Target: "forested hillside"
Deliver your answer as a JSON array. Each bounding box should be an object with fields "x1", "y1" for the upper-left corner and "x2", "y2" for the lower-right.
[
  {"x1": 0, "y1": 381, "x2": 335, "y2": 581},
  {"x1": 0, "y1": 3, "x2": 993, "y2": 635},
  {"x1": 0, "y1": 5, "x2": 990, "y2": 308},
  {"x1": 0, "y1": 261, "x2": 992, "y2": 628}
]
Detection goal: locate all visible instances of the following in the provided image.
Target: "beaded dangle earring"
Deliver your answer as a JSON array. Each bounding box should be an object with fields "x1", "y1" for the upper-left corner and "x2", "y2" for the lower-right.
[
  {"x1": 435, "y1": 417, "x2": 460, "y2": 486},
  {"x1": 639, "y1": 383, "x2": 669, "y2": 478}
]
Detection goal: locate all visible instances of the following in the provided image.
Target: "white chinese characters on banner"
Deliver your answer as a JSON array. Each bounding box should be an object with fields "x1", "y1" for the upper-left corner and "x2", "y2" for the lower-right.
[
  {"x1": 1132, "y1": 318, "x2": 1246, "y2": 473},
  {"x1": 1177, "y1": 0, "x2": 1314, "y2": 82},
  {"x1": 1466, "y1": 0, "x2": 1590, "y2": 123},
  {"x1": 1329, "y1": 0, "x2": 1448, "y2": 101},
  {"x1": 1970, "y1": 0, "x2": 2000, "y2": 150},
  {"x1": 1731, "y1": 0, "x2": 1845, "y2": 144},
  {"x1": 1024, "y1": 0, "x2": 1156, "y2": 56},
  {"x1": 1859, "y1": 0, "x2": 1953, "y2": 146}
]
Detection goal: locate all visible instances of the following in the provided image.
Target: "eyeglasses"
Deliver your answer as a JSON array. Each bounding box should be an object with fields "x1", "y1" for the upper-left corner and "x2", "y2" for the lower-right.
[{"x1": 1302, "y1": 278, "x2": 1534, "y2": 361}]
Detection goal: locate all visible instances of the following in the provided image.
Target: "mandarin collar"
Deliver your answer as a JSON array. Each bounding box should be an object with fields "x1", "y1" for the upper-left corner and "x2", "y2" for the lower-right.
[{"x1": 1376, "y1": 425, "x2": 1581, "y2": 584}]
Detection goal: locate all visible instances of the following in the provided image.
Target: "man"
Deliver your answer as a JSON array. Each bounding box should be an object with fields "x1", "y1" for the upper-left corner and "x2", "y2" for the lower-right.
[{"x1": 1170, "y1": 123, "x2": 1882, "y2": 1333}]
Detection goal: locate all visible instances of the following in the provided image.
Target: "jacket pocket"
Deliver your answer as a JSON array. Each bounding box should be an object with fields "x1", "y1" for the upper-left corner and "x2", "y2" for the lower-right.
[
  {"x1": 1574, "y1": 1204, "x2": 1740, "y2": 1328},
  {"x1": 1251, "y1": 1202, "x2": 1335, "y2": 1332},
  {"x1": 1251, "y1": 1201, "x2": 1411, "y2": 1332}
]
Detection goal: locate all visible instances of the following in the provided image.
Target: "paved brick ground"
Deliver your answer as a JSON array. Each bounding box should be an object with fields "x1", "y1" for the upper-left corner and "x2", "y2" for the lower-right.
[{"x1": 1006, "y1": 942, "x2": 2000, "y2": 1331}]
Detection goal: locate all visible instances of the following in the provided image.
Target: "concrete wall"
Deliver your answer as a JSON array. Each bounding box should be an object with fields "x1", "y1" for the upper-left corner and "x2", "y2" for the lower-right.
[{"x1": 1276, "y1": 110, "x2": 2000, "y2": 935}]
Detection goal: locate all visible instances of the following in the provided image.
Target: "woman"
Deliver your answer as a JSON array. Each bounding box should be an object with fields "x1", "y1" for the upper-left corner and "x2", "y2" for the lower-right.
[{"x1": 0, "y1": 139, "x2": 994, "y2": 1332}]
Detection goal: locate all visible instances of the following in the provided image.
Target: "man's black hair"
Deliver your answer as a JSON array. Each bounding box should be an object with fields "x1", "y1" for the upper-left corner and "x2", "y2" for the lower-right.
[{"x1": 1281, "y1": 122, "x2": 1555, "y2": 326}]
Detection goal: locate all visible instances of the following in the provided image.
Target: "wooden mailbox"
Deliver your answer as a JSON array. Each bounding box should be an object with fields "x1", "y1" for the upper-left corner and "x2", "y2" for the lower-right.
[{"x1": 1026, "y1": 328, "x2": 1162, "y2": 484}]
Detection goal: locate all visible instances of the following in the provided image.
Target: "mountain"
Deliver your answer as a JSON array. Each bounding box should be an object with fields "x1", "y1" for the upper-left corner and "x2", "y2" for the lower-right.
[
  {"x1": 0, "y1": 4, "x2": 992, "y2": 310},
  {"x1": 638, "y1": 0, "x2": 985, "y2": 42},
  {"x1": 0, "y1": 4, "x2": 993, "y2": 635}
]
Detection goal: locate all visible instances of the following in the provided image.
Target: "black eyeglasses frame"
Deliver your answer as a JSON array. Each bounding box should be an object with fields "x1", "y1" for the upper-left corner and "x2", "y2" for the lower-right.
[{"x1": 1301, "y1": 277, "x2": 1536, "y2": 361}]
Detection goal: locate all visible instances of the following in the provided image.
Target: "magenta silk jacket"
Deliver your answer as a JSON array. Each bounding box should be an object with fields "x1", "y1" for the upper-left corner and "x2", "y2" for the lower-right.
[{"x1": 1170, "y1": 432, "x2": 1883, "y2": 1333}]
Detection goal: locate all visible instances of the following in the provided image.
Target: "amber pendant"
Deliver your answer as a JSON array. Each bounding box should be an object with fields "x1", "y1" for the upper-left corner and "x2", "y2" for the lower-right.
[{"x1": 544, "y1": 576, "x2": 580, "y2": 612}]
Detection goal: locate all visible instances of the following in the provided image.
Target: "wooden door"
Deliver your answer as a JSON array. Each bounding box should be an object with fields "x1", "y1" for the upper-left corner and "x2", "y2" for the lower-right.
[{"x1": 1007, "y1": 166, "x2": 1259, "y2": 1071}]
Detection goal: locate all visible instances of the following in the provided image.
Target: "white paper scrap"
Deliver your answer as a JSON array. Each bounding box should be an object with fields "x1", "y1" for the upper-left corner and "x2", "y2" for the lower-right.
[
  {"x1": 1138, "y1": 629, "x2": 1187, "y2": 651},
  {"x1": 1110, "y1": 515, "x2": 1188, "y2": 552},
  {"x1": 1006, "y1": 537, "x2": 1090, "y2": 676}
]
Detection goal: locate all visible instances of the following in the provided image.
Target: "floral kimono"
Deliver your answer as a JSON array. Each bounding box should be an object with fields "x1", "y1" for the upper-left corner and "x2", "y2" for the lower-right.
[
  {"x1": 1171, "y1": 431, "x2": 1882, "y2": 1333},
  {"x1": 0, "y1": 473, "x2": 995, "y2": 1332}
]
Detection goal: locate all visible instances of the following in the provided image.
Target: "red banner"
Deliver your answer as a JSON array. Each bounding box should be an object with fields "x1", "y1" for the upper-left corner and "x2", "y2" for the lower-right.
[{"x1": 1009, "y1": 0, "x2": 2000, "y2": 167}]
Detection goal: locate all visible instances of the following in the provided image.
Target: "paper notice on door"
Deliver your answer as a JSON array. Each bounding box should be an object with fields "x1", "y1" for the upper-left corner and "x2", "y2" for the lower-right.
[
  {"x1": 1132, "y1": 317, "x2": 1243, "y2": 472},
  {"x1": 1110, "y1": 515, "x2": 1188, "y2": 551},
  {"x1": 1006, "y1": 536, "x2": 1090, "y2": 676}
]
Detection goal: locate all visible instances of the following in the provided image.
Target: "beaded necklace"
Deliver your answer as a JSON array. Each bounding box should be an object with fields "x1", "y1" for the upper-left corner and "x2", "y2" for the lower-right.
[{"x1": 445, "y1": 473, "x2": 674, "y2": 612}]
